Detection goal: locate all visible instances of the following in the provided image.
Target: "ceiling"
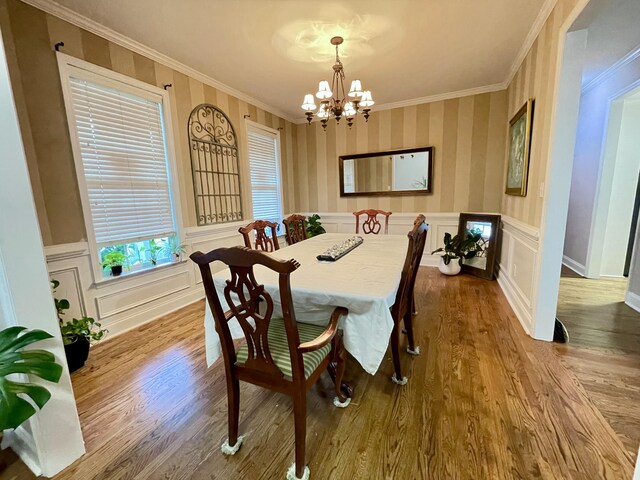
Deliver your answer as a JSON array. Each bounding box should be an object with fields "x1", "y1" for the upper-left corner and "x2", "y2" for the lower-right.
[
  {"x1": 47, "y1": 0, "x2": 549, "y2": 121},
  {"x1": 571, "y1": 0, "x2": 640, "y2": 87}
]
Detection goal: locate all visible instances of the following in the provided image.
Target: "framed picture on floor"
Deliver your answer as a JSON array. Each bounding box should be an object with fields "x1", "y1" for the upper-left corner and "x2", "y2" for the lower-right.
[
  {"x1": 457, "y1": 213, "x2": 501, "y2": 280},
  {"x1": 505, "y1": 98, "x2": 534, "y2": 196}
]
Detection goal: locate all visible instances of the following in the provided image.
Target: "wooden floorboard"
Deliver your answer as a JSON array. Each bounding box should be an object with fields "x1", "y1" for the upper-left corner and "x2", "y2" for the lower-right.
[
  {"x1": 556, "y1": 268, "x2": 640, "y2": 460},
  {"x1": 2, "y1": 267, "x2": 636, "y2": 479}
]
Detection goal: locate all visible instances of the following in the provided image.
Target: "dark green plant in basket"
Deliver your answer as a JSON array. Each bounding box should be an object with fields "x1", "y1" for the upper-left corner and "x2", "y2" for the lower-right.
[
  {"x1": 0, "y1": 326, "x2": 63, "y2": 431},
  {"x1": 431, "y1": 230, "x2": 482, "y2": 266},
  {"x1": 306, "y1": 214, "x2": 326, "y2": 238}
]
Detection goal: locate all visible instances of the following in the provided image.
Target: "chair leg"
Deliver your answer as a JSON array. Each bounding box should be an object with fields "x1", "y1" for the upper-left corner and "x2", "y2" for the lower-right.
[
  {"x1": 289, "y1": 393, "x2": 309, "y2": 480},
  {"x1": 330, "y1": 334, "x2": 352, "y2": 407},
  {"x1": 221, "y1": 376, "x2": 243, "y2": 455},
  {"x1": 412, "y1": 293, "x2": 418, "y2": 315},
  {"x1": 405, "y1": 312, "x2": 420, "y2": 356},
  {"x1": 390, "y1": 323, "x2": 407, "y2": 385}
]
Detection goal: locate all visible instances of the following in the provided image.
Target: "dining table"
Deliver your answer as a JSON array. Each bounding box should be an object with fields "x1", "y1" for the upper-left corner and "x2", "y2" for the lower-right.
[{"x1": 203, "y1": 232, "x2": 410, "y2": 375}]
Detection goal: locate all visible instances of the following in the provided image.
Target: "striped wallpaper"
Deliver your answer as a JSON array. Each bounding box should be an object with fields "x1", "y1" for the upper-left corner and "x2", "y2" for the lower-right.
[
  {"x1": 291, "y1": 91, "x2": 508, "y2": 216},
  {"x1": 2, "y1": 0, "x2": 581, "y2": 243},
  {"x1": 0, "y1": 0, "x2": 297, "y2": 245},
  {"x1": 501, "y1": 0, "x2": 579, "y2": 227}
]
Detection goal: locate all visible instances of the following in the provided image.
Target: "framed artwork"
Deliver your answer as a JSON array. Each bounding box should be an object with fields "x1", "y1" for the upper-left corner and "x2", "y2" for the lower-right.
[
  {"x1": 505, "y1": 99, "x2": 534, "y2": 196},
  {"x1": 457, "y1": 213, "x2": 501, "y2": 280}
]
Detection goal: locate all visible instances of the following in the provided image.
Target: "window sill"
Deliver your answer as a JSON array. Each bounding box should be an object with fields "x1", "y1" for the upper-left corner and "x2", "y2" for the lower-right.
[{"x1": 94, "y1": 258, "x2": 188, "y2": 289}]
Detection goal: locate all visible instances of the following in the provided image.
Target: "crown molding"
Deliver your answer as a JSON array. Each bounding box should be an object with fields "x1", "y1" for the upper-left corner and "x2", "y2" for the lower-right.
[
  {"x1": 293, "y1": 82, "x2": 508, "y2": 124},
  {"x1": 505, "y1": 0, "x2": 558, "y2": 87},
  {"x1": 22, "y1": 0, "x2": 556, "y2": 126},
  {"x1": 19, "y1": 0, "x2": 298, "y2": 124},
  {"x1": 582, "y1": 43, "x2": 640, "y2": 94},
  {"x1": 373, "y1": 82, "x2": 508, "y2": 112}
]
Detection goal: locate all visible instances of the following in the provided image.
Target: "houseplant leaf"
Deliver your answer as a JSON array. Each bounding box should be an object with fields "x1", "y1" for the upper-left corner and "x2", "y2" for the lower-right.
[{"x1": 0, "y1": 326, "x2": 63, "y2": 431}]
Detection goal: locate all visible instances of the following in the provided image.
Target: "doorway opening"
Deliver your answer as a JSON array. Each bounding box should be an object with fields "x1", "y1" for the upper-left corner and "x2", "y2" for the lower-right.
[{"x1": 542, "y1": 0, "x2": 640, "y2": 457}]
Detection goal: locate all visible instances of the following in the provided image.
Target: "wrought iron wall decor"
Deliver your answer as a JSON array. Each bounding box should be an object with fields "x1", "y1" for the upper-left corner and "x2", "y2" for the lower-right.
[{"x1": 188, "y1": 104, "x2": 243, "y2": 225}]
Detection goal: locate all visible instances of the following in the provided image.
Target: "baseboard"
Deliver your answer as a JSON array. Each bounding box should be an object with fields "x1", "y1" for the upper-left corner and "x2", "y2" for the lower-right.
[
  {"x1": 562, "y1": 255, "x2": 586, "y2": 276},
  {"x1": 496, "y1": 265, "x2": 533, "y2": 335},
  {"x1": 625, "y1": 290, "x2": 640, "y2": 313}
]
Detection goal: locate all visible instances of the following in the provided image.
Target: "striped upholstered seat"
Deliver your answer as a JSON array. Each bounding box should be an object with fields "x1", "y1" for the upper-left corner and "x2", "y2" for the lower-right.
[{"x1": 236, "y1": 318, "x2": 331, "y2": 378}]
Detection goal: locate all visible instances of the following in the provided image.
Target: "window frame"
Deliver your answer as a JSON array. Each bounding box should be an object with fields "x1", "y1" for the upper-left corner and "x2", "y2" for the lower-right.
[
  {"x1": 57, "y1": 52, "x2": 183, "y2": 284},
  {"x1": 245, "y1": 120, "x2": 284, "y2": 232}
]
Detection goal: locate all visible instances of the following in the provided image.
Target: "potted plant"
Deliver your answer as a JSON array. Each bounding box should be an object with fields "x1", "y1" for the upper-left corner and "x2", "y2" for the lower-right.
[
  {"x1": 431, "y1": 231, "x2": 482, "y2": 275},
  {"x1": 0, "y1": 326, "x2": 63, "y2": 439},
  {"x1": 52, "y1": 280, "x2": 107, "y2": 372},
  {"x1": 141, "y1": 239, "x2": 163, "y2": 266},
  {"x1": 166, "y1": 237, "x2": 186, "y2": 261},
  {"x1": 306, "y1": 214, "x2": 326, "y2": 238},
  {"x1": 101, "y1": 251, "x2": 127, "y2": 276}
]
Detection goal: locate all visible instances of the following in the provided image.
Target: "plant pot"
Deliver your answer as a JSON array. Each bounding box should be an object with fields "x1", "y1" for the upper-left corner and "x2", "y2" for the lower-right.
[
  {"x1": 111, "y1": 265, "x2": 123, "y2": 276},
  {"x1": 64, "y1": 337, "x2": 90, "y2": 373},
  {"x1": 438, "y1": 257, "x2": 461, "y2": 276}
]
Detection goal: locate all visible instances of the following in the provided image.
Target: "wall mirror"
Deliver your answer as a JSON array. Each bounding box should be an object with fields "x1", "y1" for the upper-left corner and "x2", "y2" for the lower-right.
[{"x1": 339, "y1": 147, "x2": 434, "y2": 197}]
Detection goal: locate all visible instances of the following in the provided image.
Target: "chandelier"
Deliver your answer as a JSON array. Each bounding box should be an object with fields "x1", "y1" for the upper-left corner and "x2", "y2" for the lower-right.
[{"x1": 301, "y1": 36, "x2": 375, "y2": 130}]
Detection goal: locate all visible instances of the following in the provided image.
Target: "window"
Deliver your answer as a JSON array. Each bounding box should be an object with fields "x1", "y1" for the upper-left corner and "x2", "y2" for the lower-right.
[
  {"x1": 246, "y1": 123, "x2": 283, "y2": 232},
  {"x1": 58, "y1": 54, "x2": 179, "y2": 280}
]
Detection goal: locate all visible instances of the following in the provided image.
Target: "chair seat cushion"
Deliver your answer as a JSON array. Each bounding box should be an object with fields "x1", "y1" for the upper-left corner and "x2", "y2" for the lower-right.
[{"x1": 236, "y1": 318, "x2": 331, "y2": 378}]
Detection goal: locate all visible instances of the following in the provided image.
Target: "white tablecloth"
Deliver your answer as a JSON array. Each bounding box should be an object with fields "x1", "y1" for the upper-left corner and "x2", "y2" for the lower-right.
[{"x1": 203, "y1": 233, "x2": 408, "y2": 374}]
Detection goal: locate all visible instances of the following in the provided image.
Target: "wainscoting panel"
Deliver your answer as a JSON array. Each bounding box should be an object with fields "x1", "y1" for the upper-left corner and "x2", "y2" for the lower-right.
[
  {"x1": 48, "y1": 267, "x2": 86, "y2": 319},
  {"x1": 44, "y1": 213, "x2": 540, "y2": 340},
  {"x1": 44, "y1": 221, "x2": 249, "y2": 338},
  {"x1": 496, "y1": 216, "x2": 540, "y2": 334},
  {"x1": 95, "y1": 270, "x2": 191, "y2": 319}
]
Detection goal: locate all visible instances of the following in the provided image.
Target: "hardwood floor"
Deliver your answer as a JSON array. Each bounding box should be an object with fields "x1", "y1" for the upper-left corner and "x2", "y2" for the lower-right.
[
  {"x1": 556, "y1": 266, "x2": 640, "y2": 458},
  {"x1": 2, "y1": 268, "x2": 637, "y2": 479}
]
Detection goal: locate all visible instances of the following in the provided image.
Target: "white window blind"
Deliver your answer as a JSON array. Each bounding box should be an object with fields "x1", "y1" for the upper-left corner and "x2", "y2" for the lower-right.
[
  {"x1": 247, "y1": 129, "x2": 282, "y2": 224},
  {"x1": 68, "y1": 77, "x2": 175, "y2": 247}
]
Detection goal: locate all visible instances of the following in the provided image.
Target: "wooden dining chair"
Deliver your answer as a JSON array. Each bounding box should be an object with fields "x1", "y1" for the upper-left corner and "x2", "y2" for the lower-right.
[
  {"x1": 238, "y1": 220, "x2": 280, "y2": 252},
  {"x1": 389, "y1": 215, "x2": 428, "y2": 385},
  {"x1": 353, "y1": 209, "x2": 392, "y2": 234},
  {"x1": 282, "y1": 214, "x2": 308, "y2": 246},
  {"x1": 190, "y1": 246, "x2": 352, "y2": 480}
]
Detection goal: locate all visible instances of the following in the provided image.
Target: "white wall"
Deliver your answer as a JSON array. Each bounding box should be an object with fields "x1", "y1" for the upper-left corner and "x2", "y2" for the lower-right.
[
  {"x1": 562, "y1": 49, "x2": 640, "y2": 277},
  {"x1": 0, "y1": 30, "x2": 84, "y2": 476},
  {"x1": 601, "y1": 99, "x2": 640, "y2": 276}
]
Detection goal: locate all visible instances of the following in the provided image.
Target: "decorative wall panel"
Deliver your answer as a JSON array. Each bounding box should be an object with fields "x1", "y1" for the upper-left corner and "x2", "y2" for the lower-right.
[{"x1": 188, "y1": 104, "x2": 243, "y2": 225}]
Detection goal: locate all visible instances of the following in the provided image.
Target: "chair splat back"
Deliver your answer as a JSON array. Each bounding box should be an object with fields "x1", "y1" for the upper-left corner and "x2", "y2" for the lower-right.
[
  {"x1": 392, "y1": 217, "x2": 428, "y2": 320},
  {"x1": 238, "y1": 220, "x2": 280, "y2": 252},
  {"x1": 283, "y1": 214, "x2": 308, "y2": 245},
  {"x1": 190, "y1": 247, "x2": 304, "y2": 380},
  {"x1": 353, "y1": 209, "x2": 392, "y2": 235}
]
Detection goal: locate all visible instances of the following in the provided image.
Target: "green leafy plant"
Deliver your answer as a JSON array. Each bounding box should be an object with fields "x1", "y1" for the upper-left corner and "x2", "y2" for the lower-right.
[
  {"x1": 412, "y1": 177, "x2": 427, "y2": 189},
  {"x1": 306, "y1": 214, "x2": 326, "y2": 238},
  {"x1": 141, "y1": 239, "x2": 164, "y2": 265},
  {"x1": 51, "y1": 279, "x2": 107, "y2": 346},
  {"x1": 59, "y1": 317, "x2": 107, "y2": 345},
  {"x1": 431, "y1": 230, "x2": 482, "y2": 265},
  {"x1": 51, "y1": 279, "x2": 69, "y2": 316},
  {"x1": 101, "y1": 251, "x2": 127, "y2": 270},
  {"x1": 0, "y1": 326, "x2": 63, "y2": 431},
  {"x1": 165, "y1": 237, "x2": 186, "y2": 260}
]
